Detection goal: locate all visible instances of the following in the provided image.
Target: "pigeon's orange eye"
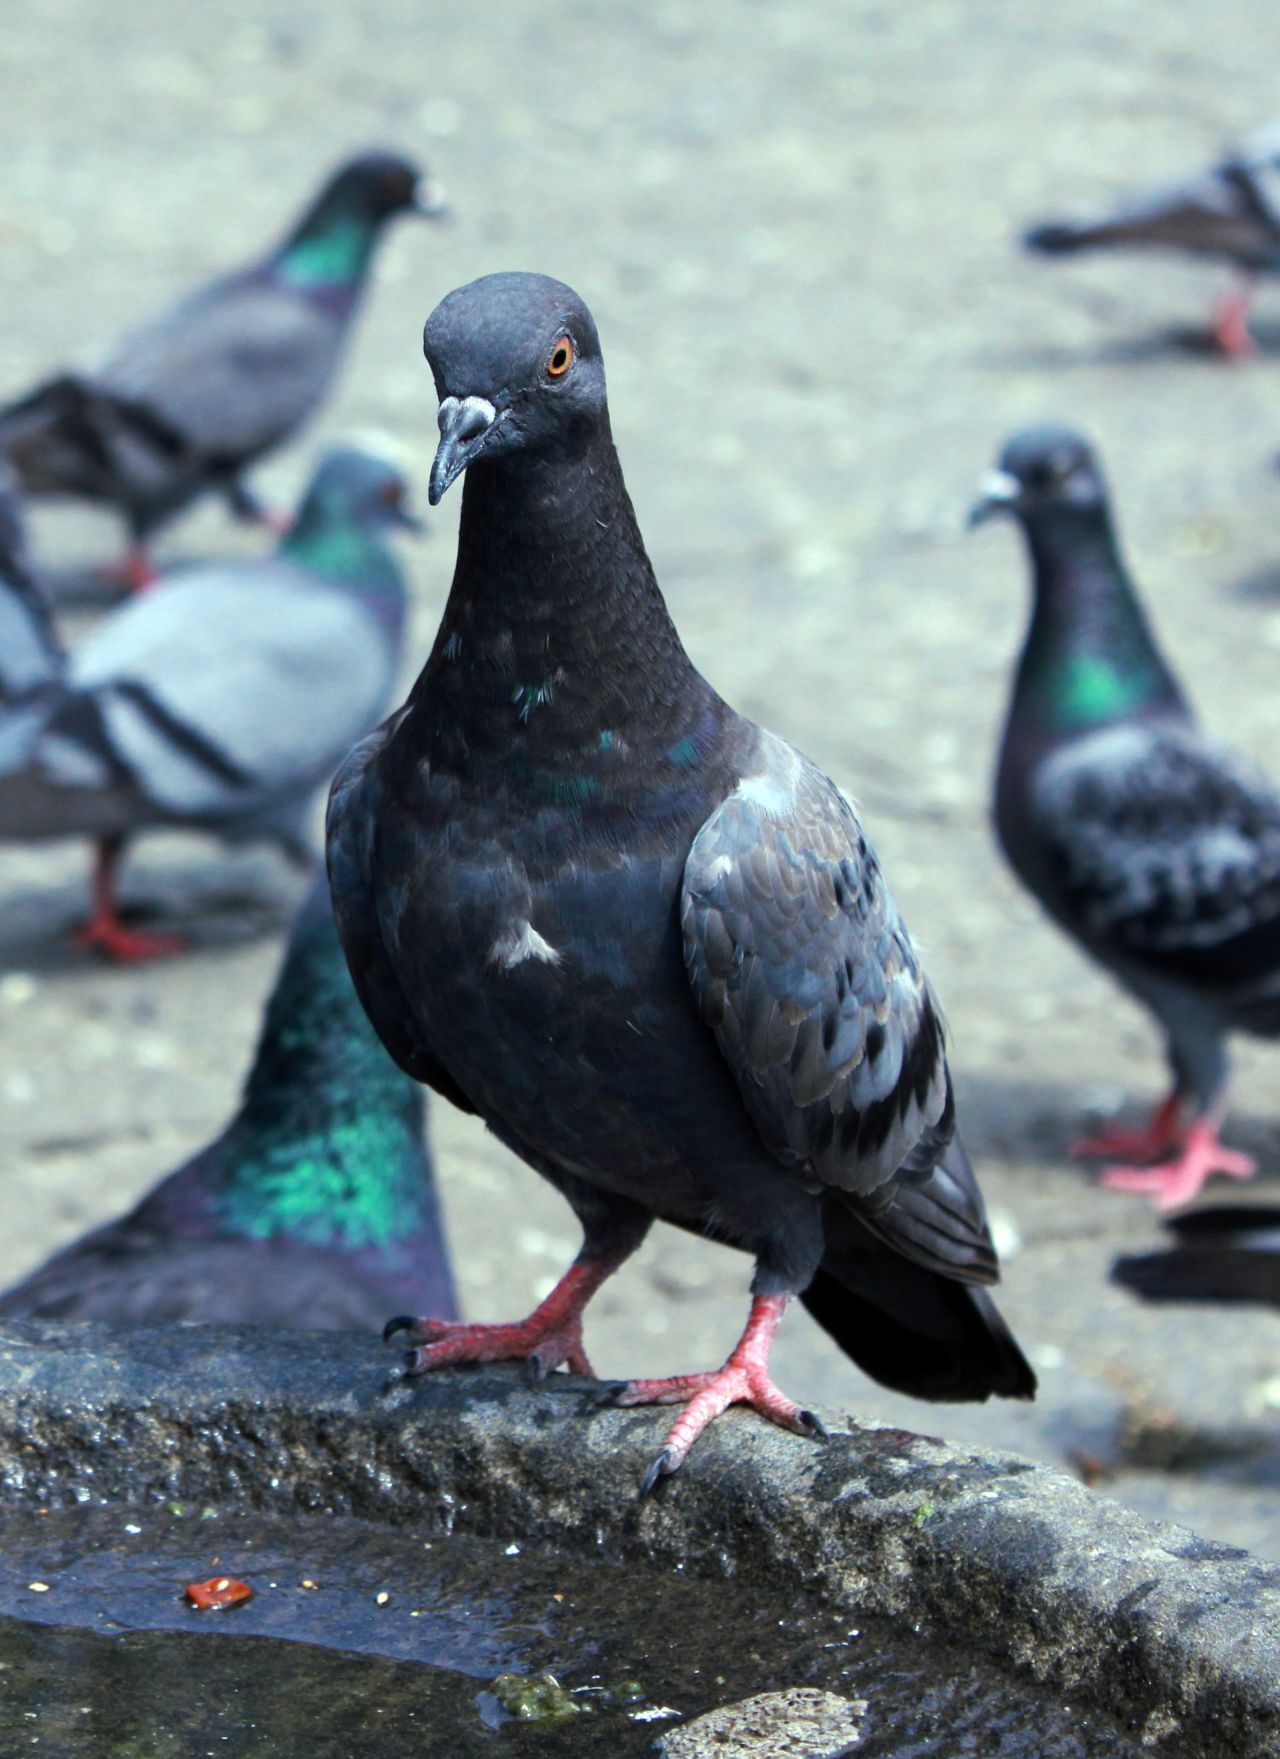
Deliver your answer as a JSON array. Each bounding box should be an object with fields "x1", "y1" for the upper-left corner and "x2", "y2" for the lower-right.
[{"x1": 547, "y1": 337, "x2": 573, "y2": 378}]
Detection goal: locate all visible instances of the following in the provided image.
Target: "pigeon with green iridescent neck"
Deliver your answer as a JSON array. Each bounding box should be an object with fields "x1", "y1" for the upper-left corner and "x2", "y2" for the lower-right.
[
  {"x1": 972, "y1": 425, "x2": 1280, "y2": 1209},
  {"x1": 0, "y1": 874, "x2": 457, "y2": 1327},
  {"x1": 328, "y1": 271, "x2": 1033, "y2": 1495},
  {"x1": 1024, "y1": 121, "x2": 1280, "y2": 356},
  {"x1": 0, "y1": 150, "x2": 442, "y2": 589},
  {"x1": 0, "y1": 446, "x2": 415, "y2": 961}
]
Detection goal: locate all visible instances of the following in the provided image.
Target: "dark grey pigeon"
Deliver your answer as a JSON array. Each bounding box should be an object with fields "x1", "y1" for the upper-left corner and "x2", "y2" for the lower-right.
[
  {"x1": 1024, "y1": 121, "x2": 1280, "y2": 356},
  {"x1": 0, "y1": 873, "x2": 457, "y2": 1328},
  {"x1": 327, "y1": 271, "x2": 1034, "y2": 1492},
  {"x1": 0, "y1": 446, "x2": 415, "y2": 960},
  {"x1": 0, "y1": 150, "x2": 442, "y2": 589},
  {"x1": 972, "y1": 425, "x2": 1280, "y2": 1209},
  {"x1": 1112, "y1": 1207, "x2": 1280, "y2": 1310}
]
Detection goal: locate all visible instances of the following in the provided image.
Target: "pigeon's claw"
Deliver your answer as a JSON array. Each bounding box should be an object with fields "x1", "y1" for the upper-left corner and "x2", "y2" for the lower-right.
[
  {"x1": 1212, "y1": 285, "x2": 1257, "y2": 359},
  {"x1": 72, "y1": 912, "x2": 184, "y2": 964},
  {"x1": 385, "y1": 1257, "x2": 614, "y2": 1382},
  {"x1": 1069, "y1": 1093, "x2": 1185, "y2": 1163},
  {"x1": 1098, "y1": 1121, "x2": 1257, "y2": 1211},
  {"x1": 610, "y1": 1293, "x2": 822, "y2": 1492}
]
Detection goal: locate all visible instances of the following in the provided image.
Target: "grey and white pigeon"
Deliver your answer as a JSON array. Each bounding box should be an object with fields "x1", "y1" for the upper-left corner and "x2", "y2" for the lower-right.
[
  {"x1": 0, "y1": 446, "x2": 415, "y2": 960},
  {"x1": 1024, "y1": 121, "x2": 1280, "y2": 356},
  {"x1": 1112, "y1": 1206, "x2": 1280, "y2": 1309},
  {"x1": 971, "y1": 424, "x2": 1280, "y2": 1209},
  {"x1": 0, "y1": 872, "x2": 457, "y2": 1327},
  {"x1": 327, "y1": 272, "x2": 1034, "y2": 1492},
  {"x1": 0, "y1": 150, "x2": 442, "y2": 588}
]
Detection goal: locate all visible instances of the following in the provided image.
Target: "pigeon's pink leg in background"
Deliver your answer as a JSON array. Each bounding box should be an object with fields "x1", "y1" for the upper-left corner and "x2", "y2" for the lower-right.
[
  {"x1": 1069, "y1": 1091, "x2": 1185, "y2": 1163},
  {"x1": 1212, "y1": 280, "x2": 1257, "y2": 358},
  {"x1": 1099, "y1": 1115, "x2": 1256, "y2": 1211},
  {"x1": 73, "y1": 838, "x2": 184, "y2": 963}
]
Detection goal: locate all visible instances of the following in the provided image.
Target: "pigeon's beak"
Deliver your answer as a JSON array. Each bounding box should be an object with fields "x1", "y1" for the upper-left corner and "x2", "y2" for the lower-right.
[
  {"x1": 413, "y1": 178, "x2": 449, "y2": 220},
  {"x1": 429, "y1": 396, "x2": 498, "y2": 505},
  {"x1": 967, "y1": 468, "x2": 1023, "y2": 529}
]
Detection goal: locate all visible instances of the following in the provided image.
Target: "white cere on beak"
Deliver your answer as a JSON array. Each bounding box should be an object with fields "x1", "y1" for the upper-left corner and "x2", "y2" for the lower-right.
[
  {"x1": 979, "y1": 468, "x2": 1021, "y2": 503},
  {"x1": 437, "y1": 395, "x2": 497, "y2": 436}
]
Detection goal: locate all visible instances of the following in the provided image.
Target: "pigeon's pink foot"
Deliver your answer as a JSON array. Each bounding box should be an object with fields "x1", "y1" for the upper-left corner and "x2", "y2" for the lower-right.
[
  {"x1": 385, "y1": 1257, "x2": 617, "y2": 1379},
  {"x1": 1069, "y1": 1093, "x2": 1184, "y2": 1163},
  {"x1": 604, "y1": 1294, "x2": 827, "y2": 1492},
  {"x1": 72, "y1": 910, "x2": 184, "y2": 963},
  {"x1": 1213, "y1": 287, "x2": 1256, "y2": 359},
  {"x1": 1099, "y1": 1121, "x2": 1257, "y2": 1212}
]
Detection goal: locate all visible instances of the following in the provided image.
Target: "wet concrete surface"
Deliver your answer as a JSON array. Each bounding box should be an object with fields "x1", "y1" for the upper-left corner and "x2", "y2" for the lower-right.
[{"x1": 5, "y1": 1, "x2": 1280, "y2": 1562}]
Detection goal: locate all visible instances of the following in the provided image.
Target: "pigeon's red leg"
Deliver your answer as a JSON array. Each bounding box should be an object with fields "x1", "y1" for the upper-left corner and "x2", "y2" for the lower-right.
[
  {"x1": 72, "y1": 839, "x2": 184, "y2": 963},
  {"x1": 1069, "y1": 1091, "x2": 1185, "y2": 1162},
  {"x1": 386, "y1": 1254, "x2": 623, "y2": 1379},
  {"x1": 605, "y1": 1293, "x2": 826, "y2": 1492},
  {"x1": 1099, "y1": 1118, "x2": 1256, "y2": 1211},
  {"x1": 1212, "y1": 283, "x2": 1256, "y2": 358}
]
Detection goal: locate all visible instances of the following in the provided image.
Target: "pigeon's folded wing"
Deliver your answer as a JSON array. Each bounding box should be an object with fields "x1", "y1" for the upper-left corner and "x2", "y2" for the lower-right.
[
  {"x1": 103, "y1": 278, "x2": 339, "y2": 462},
  {"x1": 66, "y1": 569, "x2": 392, "y2": 819},
  {"x1": 1033, "y1": 721, "x2": 1280, "y2": 996},
  {"x1": 681, "y1": 733, "x2": 948, "y2": 1198}
]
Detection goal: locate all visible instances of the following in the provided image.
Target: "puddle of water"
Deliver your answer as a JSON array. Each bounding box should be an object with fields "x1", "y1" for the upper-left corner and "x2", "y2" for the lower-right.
[{"x1": 0, "y1": 1506, "x2": 1171, "y2": 1757}]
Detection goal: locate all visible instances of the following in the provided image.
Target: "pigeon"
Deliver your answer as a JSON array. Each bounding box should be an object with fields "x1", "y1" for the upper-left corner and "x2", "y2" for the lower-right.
[
  {"x1": 1112, "y1": 1206, "x2": 1280, "y2": 1310},
  {"x1": 326, "y1": 271, "x2": 1034, "y2": 1492},
  {"x1": 0, "y1": 150, "x2": 443, "y2": 588},
  {"x1": 971, "y1": 424, "x2": 1280, "y2": 1209},
  {"x1": 1024, "y1": 121, "x2": 1280, "y2": 356},
  {"x1": 0, "y1": 872, "x2": 457, "y2": 1327},
  {"x1": 0, "y1": 445, "x2": 415, "y2": 960}
]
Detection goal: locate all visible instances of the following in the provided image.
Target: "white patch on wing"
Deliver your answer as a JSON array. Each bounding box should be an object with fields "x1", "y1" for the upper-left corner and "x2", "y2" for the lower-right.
[
  {"x1": 705, "y1": 854, "x2": 733, "y2": 882},
  {"x1": 736, "y1": 731, "x2": 803, "y2": 819},
  {"x1": 488, "y1": 920, "x2": 563, "y2": 971}
]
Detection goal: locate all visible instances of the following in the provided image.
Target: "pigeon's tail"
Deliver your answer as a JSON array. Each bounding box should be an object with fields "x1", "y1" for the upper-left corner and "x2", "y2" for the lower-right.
[
  {"x1": 800, "y1": 1255, "x2": 1035, "y2": 1403},
  {"x1": 1023, "y1": 220, "x2": 1100, "y2": 256},
  {"x1": 1112, "y1": 1206, "x2": 1280, "y2": 1310},
  {"x1": 0, "y1": 374, "x2": 188, "y2": 503}
]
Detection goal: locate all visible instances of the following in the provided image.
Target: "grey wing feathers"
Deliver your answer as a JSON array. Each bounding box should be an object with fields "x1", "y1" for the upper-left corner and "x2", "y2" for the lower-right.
[
  {"x1": 102, "y1": 278, "x2": 341, "y2": 461},
  {"x1": 682, "y1": 734, "x2": 949, "y2": 1195},
  {"x1": 326, "y1": 716, "x2": 477, "y2": 1113},
  {"x1": 67, "y1": 569, "x2": 392, "y2": 820},
  {"x1": 1033, "y1": 722, "x2": 1280, "y2": 980}
]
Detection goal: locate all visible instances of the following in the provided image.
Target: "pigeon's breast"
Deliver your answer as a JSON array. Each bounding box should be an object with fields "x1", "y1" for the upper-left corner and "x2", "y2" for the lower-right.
[{"x1": 379, "y1": 792, "x2": 773, "y2": 1218}]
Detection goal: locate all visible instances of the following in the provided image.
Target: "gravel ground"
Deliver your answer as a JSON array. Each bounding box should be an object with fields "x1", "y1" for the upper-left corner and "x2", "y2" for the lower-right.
[{"x1": 5, "y1": 0, "x2": 1280, "y2": 1557}]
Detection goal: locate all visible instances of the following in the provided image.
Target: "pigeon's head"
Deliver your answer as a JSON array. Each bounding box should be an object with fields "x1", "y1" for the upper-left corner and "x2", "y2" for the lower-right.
[
  {"x1": 422, "y1": 272, "x2": 607, "y2": 504},
  {"x1": 318, "y1": 150, "x2": 446, "y2": 223},
  {"x1": 293, "y1": 447, "x2": 422, "y2": 536},
  {"x1": 968, "y1": 426, "x2": 1109, "y2": 529}
]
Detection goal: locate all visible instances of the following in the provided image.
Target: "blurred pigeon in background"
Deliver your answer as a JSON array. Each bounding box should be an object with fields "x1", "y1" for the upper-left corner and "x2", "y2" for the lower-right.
[
  {"x1": 972, "y1": 425, "x2": 1280, "y2": 1209},
  {"x1": 1112, "y1": 1207, "x2": 1280, "y2": 1310},
  {"x1": 0, "y1": 150, "x2": 443, "y2": 588},
  {"x1": 0, "y1": 872, "x2": 457, "y2": 1327},
  {"x1": 1024, "y1": 121, "x2": 1280, "y2": 356},
  {"x1": 0, "y1": 462, "x2": 60, "y2": 716},
  {"x1": 0, "y1": 445, "x2": 415, "y2": 960},
  {"x1": 328, "y1": 271, "x2": 1034, "y2": 1493}
]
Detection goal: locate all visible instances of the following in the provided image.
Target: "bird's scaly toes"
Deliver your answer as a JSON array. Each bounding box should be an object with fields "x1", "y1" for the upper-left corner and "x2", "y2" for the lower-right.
[
  {"x1": 384, "y1": 1311, "x2": 595, "y2": 1379},
  {"x1": 1069, "y1": 1096, "x2": 1185, "y2": 1164},
  {"x1": 1099, "y1": 1123, "x2": 1257, "y2": 1211},
  {"x1": 72, "y1": 915, "x2": 185, "y2": 964},
  {"x1": 614, "y1": 1360, "x2": 827, "y2": 1493}
]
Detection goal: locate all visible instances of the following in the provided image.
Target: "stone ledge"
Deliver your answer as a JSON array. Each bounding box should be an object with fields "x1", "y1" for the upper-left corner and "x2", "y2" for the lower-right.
[{"x1": 1, "y1": 1319, "x2": 1277, "y2": 1755}]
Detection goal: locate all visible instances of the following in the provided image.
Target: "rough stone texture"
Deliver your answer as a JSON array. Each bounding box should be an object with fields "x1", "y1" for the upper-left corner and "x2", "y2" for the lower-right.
[
  {"x1": 657, "y1": 1688, "x2": 867, "y2": 1757},
  {"x1": 0, "y1": 1322, "x2": 1278, "y2": 1756}
]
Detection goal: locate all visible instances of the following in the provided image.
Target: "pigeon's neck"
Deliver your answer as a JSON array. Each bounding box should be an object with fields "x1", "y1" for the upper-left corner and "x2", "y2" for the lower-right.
[
  {"x1": 210, "y1": 906, "x2": 438, "y2": 1254},
  {"x1": 1013, "y1": 507, "x2": 1182, "y2": 732},
  {"x1": 411, "y1": 427, "x2": 725, "y2": 787},
  {"x1": 278, "y1": 515, "x2": 406, "y2": 635},
  {"x1": 275, "y1": 208, "x2": 382, "y2": 294}
]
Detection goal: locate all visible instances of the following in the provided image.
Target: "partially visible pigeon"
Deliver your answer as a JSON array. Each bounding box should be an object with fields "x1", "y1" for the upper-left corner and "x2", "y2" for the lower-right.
[
  {"x1": 0, "y1": 463, "x2": 60, "y2": 716},
  {"x1": 0, "y1": 446, "x2": 415, "y2": 960},
  {"x1": 971, "y1": 425, "x2": 1280, "y2": 1209},
  {"x1": 328, "y1": 271, "x2": 1033, "y2": 1493},
  {"x1": 1112, "y1": 1207, "x2": 1280, "y2": 1309},
  {"x1": 1024, "y1": 121, "x2": 1280, "y2": 356},
  {"x1": 0, "y1": 150, "x2": 442, "y2": 587},
  {"x1": 0, "y1": 872, "x2": 458, "y2": 1327}
]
